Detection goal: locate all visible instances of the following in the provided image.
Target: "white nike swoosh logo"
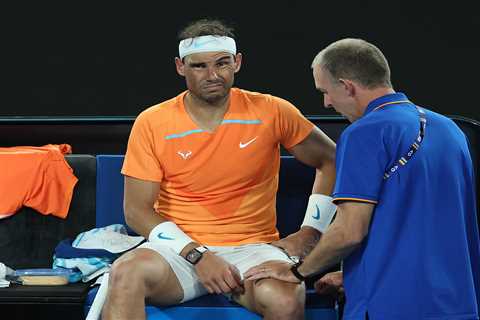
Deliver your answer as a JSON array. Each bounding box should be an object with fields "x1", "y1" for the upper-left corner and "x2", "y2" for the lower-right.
[{"x1": 239, "y1": 137, "x2": 257, "y2": 148}]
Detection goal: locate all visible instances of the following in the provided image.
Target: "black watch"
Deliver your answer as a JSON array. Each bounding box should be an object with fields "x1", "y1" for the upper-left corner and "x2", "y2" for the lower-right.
[
  {"x1": 185, "y1": 246, "x2": 208, "y2": 265},
  {"x1": 290, "y1": 261, "x2": 307, "y2": 281}
]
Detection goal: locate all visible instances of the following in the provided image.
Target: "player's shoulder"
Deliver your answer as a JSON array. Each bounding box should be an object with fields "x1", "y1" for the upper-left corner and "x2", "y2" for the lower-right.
[
  {"x1": 135, "y1": 94, "x2": 182, "y2": 126},
  {"x1": 234, "y1": 87, "x2": 272, "y2": 102},
  {"x1": 233, "y1": 88, "x2": 296, "y2": 110}
]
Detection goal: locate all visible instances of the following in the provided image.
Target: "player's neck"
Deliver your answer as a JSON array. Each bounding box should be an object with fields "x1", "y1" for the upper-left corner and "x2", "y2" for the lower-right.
[{"x1": 184, "y1": 93, "x2": 230, "y2": 132}]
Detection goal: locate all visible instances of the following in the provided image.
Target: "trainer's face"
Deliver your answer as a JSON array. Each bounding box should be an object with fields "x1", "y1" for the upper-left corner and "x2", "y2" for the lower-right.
[
  {"x1": 175, "y1": 51, "x2": 242, "y2": 104},
  {"x1": 313, "y1": 65, "x2": 358, "y2": 122}
]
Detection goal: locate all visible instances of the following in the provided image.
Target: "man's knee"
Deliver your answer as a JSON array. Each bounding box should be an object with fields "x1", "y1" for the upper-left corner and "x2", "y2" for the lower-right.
[
  {"x1": 109, "y1": 248, "x2": 171, "y2": 293},
  {"x1": 253, "y1": 279, "x2": 305, "y2": 317}
]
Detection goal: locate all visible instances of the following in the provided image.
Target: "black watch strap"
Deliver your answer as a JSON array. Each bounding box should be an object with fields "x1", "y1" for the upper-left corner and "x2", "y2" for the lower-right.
[{"x1": 290, "y1": 261, "x2": 306, "y2": 281}]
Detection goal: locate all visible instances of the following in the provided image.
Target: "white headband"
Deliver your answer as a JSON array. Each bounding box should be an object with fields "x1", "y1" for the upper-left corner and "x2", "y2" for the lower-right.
[{"x1": 178, "y1": 35, "x2": 236, "y2": 59}]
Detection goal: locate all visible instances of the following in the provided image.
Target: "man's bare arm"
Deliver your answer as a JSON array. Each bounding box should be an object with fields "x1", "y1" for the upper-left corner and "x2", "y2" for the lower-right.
[
  {"x1": 288, "y1": 126, "x2": 336, "y2": 195},
  {"x1": 272, "y1": 127, "x2": 336, "y2": 257},
  {"x1": 123, "y1": 175, "x2": 166, "y2": 238},
  {"x1": 123, "y1": 175, "x2": 243, "y2": 294}
]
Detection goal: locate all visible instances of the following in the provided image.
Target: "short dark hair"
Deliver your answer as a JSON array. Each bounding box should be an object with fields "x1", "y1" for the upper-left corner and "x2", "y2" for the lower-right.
[
  {"x1": 178, "y1": 18, "x2": 235, "y2": 40},
  {"x1": 312, "y1": 38, "x2": 392, "y2": 89}
]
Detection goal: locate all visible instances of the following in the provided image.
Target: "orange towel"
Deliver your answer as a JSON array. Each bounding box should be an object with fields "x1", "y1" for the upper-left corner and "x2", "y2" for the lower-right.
[{"x1": 0, "y1": 144, "x2": 78, "y2": 219}]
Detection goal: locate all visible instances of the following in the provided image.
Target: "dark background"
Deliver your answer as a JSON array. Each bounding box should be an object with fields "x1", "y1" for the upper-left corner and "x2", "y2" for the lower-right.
[{"x1": 2, "y1": 1, "x2": 479, "y2": 120}]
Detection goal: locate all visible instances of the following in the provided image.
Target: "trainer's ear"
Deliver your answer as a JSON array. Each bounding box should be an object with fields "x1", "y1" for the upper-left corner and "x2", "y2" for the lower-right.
[
  {"x1": 338, "y1": 78, "x2": 356, "y2": 97},
  {"x1": 234, "y1": 53, "x2": 242, "y2": 73},
  {"x1": 175, "y1": 57, "x2": 185, "y2": 77}
]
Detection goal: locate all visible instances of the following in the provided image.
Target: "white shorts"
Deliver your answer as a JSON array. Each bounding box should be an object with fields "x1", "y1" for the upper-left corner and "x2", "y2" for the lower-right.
[{"x1": 138, "y1": 242, "x2": 295, "y2": 302}]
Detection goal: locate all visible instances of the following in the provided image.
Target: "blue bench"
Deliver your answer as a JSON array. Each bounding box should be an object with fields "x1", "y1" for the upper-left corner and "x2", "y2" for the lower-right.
[{"x1": 85, "y1": 155, "x2": 338, "y2": 319}]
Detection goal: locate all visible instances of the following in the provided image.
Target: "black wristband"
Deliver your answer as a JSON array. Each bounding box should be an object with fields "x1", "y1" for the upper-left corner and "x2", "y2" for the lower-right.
[{"x1": 290, "y1": 261, "x2": 306, "y2": 281}]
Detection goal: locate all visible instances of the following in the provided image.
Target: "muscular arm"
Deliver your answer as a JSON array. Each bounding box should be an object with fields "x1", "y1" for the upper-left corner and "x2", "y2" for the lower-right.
[
  {"x1": 124, "y1": 176, "x2": 198, "y2": 256},
  {"x1": 272, "y1": 127, "x2": 336, "y2": 257},
  {"x1": 123, "y1": 175, "x2": 243, "y2": 294},
  {"x1": 123, "y1": 175, "x2": 166, "y2": 238},
  {"x1": 288, "y1": 126, "x2": 336, "y2": 195}
]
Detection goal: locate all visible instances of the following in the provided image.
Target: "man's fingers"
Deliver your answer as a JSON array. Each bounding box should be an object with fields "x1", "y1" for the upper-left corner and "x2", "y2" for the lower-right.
[
  {"x1": 202, "y1": 277, "x2": 223, "y2": 294},
  {"x1": 224, "y1": 268, "x2": 244, "y2": 294},
  {"x1": 243, "y1": 264, "x2": 266, "y2": 278},
  {"x1": 216, "y1": 279, "x2": 232, "y2": 294},
  {"x1": 203, "y1": 283, "x2": 215, "y2": 294},
  {"x1": 315, "y1": 278, "x2": 341, "y2": 295},
  {"x1": 231, "y1": 266, "x2": 244, "y2": 286},
  {"x1": 270, "y1": 241, "x2": 292, "y2": 256},
  {"x1": 243, "y1": 267, "x2": 260, "y2": 280},
  {"x1": 243, "y1": 266, "x2": 271, "y2": 281}
]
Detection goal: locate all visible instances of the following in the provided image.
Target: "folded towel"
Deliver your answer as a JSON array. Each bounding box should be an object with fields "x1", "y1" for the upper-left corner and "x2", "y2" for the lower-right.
[{"x1": 53, "y1": 224, "x2": 145, "y2": 282}]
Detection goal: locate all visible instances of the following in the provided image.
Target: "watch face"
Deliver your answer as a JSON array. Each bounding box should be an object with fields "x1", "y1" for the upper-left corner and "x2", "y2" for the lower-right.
[{"x1": 186, "y1": 249, "x2": 203, "y2": 265}]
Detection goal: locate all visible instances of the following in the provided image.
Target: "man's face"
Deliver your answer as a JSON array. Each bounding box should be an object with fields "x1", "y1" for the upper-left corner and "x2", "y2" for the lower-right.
[
  {"x1": 313, "y1": 65, "x2": 357, "y2": 122},
  {"x1": 176, "y1": 51, "x2": 242, "y2": 104}
]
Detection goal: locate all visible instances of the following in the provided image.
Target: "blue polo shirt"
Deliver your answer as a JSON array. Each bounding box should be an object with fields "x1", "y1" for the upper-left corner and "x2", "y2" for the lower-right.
[{"x1": 333, "y1": 92, "x2": 480, "y2": 320}]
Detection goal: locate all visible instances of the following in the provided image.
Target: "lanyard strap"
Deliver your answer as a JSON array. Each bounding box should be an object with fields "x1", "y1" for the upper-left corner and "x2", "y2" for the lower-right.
[{"x1": 377, "y1": 101, "x2": 426, "y2": 179}]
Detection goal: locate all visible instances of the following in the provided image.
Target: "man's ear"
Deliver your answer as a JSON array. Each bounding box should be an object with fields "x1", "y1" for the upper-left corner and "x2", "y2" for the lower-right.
[
  {"x1": 175, "y1": 57, "x2": 185, "y2": 76},
  {"x1": 234, "y1": 53, "x2": 242, "y2": 73},
  {"x1": 339, "y1": 78, "x2": 356, "y2": 97}
]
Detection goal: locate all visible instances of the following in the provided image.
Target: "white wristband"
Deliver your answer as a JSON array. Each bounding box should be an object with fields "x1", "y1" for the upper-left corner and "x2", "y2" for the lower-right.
[
  {"x1": 148, "y1": 221, "x2": 194, "y2": 255},
  {"x1": 301, "y1": 194, "x2": 337, "y2": 233}
]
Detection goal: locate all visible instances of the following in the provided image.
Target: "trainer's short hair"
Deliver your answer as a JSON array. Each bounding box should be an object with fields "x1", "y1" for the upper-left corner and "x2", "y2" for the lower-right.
[{"x1": 312, "y1": 38, "x2": 392, "y2": 89}]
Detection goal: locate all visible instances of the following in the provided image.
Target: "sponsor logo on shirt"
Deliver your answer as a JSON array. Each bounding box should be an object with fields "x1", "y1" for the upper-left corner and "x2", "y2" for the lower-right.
[
  {"x1": 177, "y1": 151, "x2": 192, "y2": 160},
  {"x1": 239, "y1": 137, "x2": 257, "y2": 149}
]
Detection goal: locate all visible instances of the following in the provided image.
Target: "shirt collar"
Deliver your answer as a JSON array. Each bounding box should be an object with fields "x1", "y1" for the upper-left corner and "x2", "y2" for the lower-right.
[{"x1": 363, "y1": 92, "x2": 409, "y2": 116}]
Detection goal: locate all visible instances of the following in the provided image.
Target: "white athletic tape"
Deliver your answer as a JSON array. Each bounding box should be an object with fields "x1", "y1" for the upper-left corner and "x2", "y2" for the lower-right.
[
  {"x1": 301, "y1": 194, "x2": 337, "y2": 233},
  {"x1": 179, "y1": 35, "x2": 236, "y2": 59},
  {"x1": 148, "y1": 221, "x2": 194, "y2": 254}
]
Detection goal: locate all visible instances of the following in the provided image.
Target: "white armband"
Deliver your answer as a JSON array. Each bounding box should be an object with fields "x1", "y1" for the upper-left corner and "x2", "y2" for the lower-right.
[
  {"x1": 301, "y1": 194, "x2": 337, "y2": 233},
  {"x1": 148, "y1": 221, "x2": 194, "y2": 255}
]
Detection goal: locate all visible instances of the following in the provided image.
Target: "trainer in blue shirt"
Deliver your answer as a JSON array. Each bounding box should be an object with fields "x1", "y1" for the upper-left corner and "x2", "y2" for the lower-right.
[{"x1": 244, "y1": 38, "x2": 480, "y2": 320}]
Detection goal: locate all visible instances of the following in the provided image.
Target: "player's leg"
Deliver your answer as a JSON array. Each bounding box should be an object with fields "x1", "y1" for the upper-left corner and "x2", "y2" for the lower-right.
[
  {"x1": 237, "y1": 277, "x2": 305, "y2": 320},
  {"x1": 102, "y1": 242, "x2": 207, "y2": 320},
  {"x1": 219, "y1": 244, "x2": 305, "y2": 320}
]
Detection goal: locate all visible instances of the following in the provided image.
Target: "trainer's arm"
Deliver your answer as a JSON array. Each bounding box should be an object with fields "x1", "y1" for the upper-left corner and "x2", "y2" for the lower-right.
[
  {"x1": 244, "y1": 201, "x2": 374, "y2": 282},
  {"x1": 297, "y1": 201, "x2": 374, "y2": 276}
]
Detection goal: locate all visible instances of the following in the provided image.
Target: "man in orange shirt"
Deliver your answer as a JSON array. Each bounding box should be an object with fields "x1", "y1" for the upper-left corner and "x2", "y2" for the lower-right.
[{"x1": 102, "y1": 19, "x2": 336, "y2": 320}]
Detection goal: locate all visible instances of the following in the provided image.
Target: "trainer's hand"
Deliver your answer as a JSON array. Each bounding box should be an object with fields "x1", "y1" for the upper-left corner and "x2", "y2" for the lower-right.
[
  {"x1": 271, "y1": 226, "x2": 321, "y2": 258},
  {"x1": 314, "y1": 271, "x2": 344, "y2": 296},
  {"x1": 195, "y1": 252, "x2": 244, "y2": 295},
  {"x1": 243, "y1": 261, "x2": 299, "y2": 283}
]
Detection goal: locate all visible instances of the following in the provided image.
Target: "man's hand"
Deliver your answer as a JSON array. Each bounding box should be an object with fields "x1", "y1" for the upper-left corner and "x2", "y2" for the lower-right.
[
  {"x1": 314, "y1": 271, "x2": 343, "y2": 296},
  {"x1": 243, "y1": 261, "x2": 299, "y2": 283},
  {"x1": 271, "y1": 226, "x2": 321, "y2": 258},
  {"x1": 195, "y1": 252, "x2": 244, "y2": 295}
]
